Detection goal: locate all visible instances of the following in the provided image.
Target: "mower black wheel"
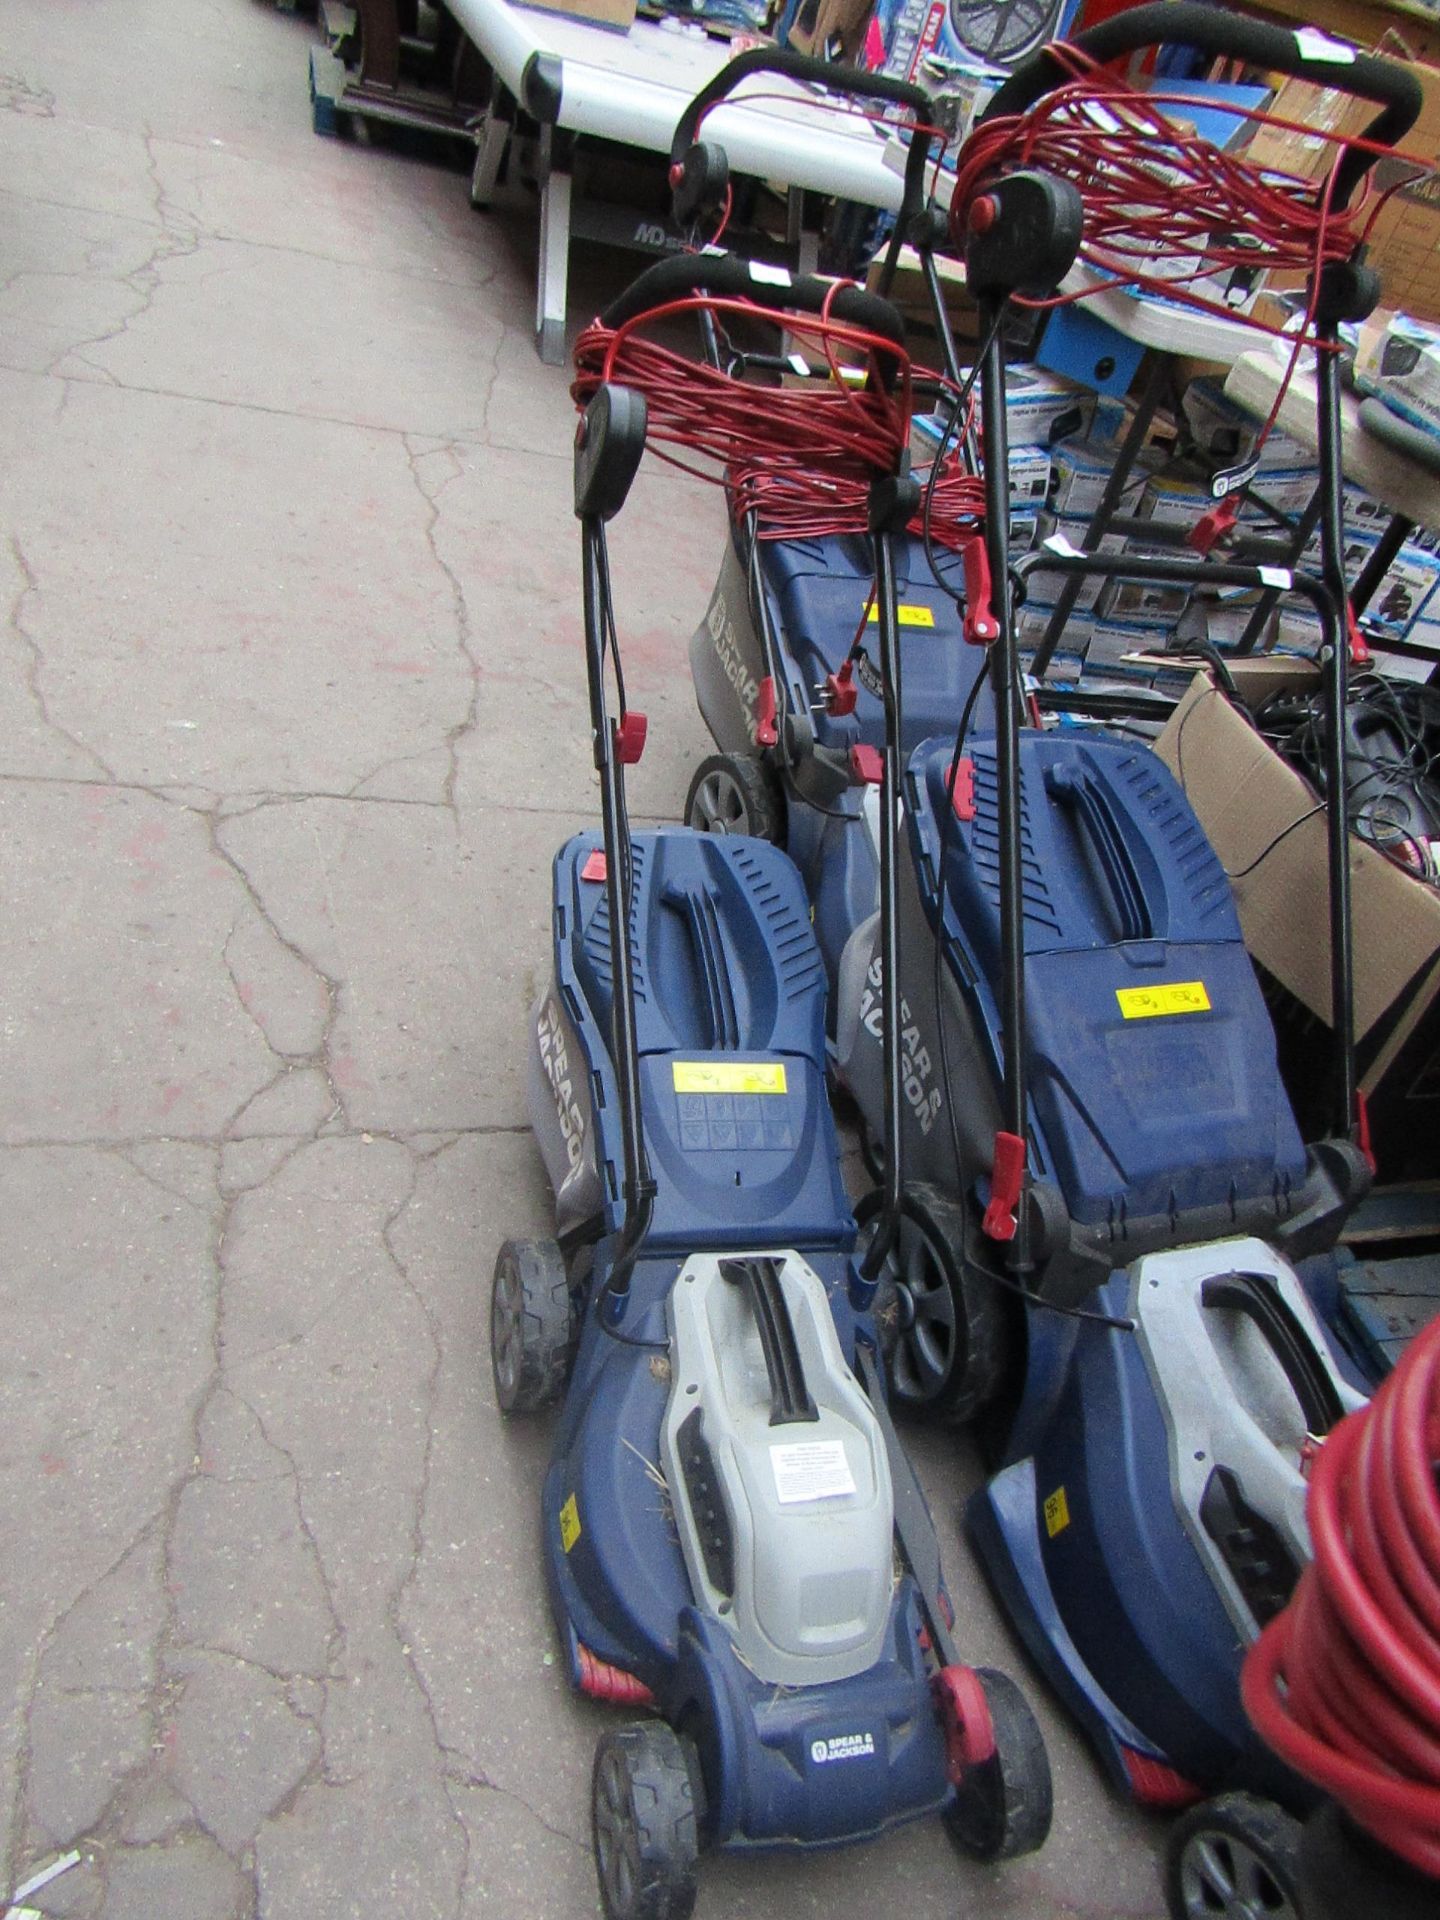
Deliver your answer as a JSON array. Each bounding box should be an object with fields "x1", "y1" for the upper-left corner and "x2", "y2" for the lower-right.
[
  {"x1": 592, "y1": 1721, "x2": 701, "y2": 1920},
  {"x1": 944, "y1": 1667, "x2": 1053, "y2": 1862},
  {"x1": 855, "y1": 1183, "x2": 1010, "y2": 1424},
  {"x1": 685, "y1": 753, "x2": 785, "y2": 844},
  {"x1": 1164, "y1": 1793, "x2": 1303, "y2": 1920},
  {"x1": 489, "y1": 1237, "x2": 575, "y2": 1415}
]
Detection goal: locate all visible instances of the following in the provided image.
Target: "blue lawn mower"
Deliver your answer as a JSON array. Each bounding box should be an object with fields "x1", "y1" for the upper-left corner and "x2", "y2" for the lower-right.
[
  {"x1": 489, "y1": 249, "x2": 1053, "y2": 1919},
  {"x1": 850, "y1": 13, "x2": 1420, "y2": 1916},
  {"x1": 677, "y1": 8, "x2": 1425, "y2": 1913}
]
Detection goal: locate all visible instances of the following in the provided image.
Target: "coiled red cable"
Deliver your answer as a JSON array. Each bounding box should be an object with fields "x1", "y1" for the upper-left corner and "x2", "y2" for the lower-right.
[
  {"x1": 949, "y1": 43, "x2": 1372, "y2": 337},
  {"x1": 1242, "y1": 1315, "x2": 1440, "y2": 1878},
  {"x1": 572, "y1": 294, "x2": 982, "y2": 547}
]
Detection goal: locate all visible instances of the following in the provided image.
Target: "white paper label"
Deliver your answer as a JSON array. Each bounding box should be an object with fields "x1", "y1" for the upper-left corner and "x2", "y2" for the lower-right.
[
  {"x1": 1043, "y1": 532, "x2": 1083, "y2": 559},
  {"x1": 1259, "y1": 566, "x2": 1294, "y2": 590},
  {"x1": 770, "y1": 1440, "x2": 856, "y2": 1505},
  {"x1": 788, "y1": 353, "x2": 809, "y2": 377},
  {"x1": 750, "y1": 261, "x2": 792, "y2": 287},
  {"x1": 1294, "y1": 28, "x2": 1356, "y2": 64}
]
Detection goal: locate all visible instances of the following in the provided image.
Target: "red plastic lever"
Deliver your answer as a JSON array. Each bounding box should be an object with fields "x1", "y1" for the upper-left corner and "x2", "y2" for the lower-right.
[
  {"x1": 755, "y1": 675, "x2": 778, "y2": 749},
  {"x1": 614, "y1": 711, "x2": 647, "y2": 765},
  {"x1": 1347, "y1": 606, "x2": 1372, "y2": 667},
  {"x1": 981, "y1": 1130, "x2": 1026, "y2": 1243},
  {"x1": 1189, "y1": 496, "x2": 1239, "y2": 556},
  {"x1": 823, "y1": 660, "x2": 858, "y2": 717},
  {"x1": 960, "y1": 537, "x2": 999, "y2": 646},
  {"x1": 849, "y1": 743, "x2": 883, "y2": 786},
  {"x1": 949, "y1": 755, "x2": 976, "y2": 822},
  {"x1": 1355, "y1": 1087, "x2": 1376, "y2": 1175}
]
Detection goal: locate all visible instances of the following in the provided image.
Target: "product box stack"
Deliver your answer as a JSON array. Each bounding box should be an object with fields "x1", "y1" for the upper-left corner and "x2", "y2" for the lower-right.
[{"x1": 913, "y1": 358, "x2": 1095, "y2": 566}]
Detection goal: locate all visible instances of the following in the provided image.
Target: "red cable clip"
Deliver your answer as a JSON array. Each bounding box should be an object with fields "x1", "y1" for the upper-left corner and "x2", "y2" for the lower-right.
[
  {"x1": 755, "y1": 674, "x2": 778, "y2": 749},
  {"x1": 1347, "y1": 607, "x2": 1372, "y2": 668},
  {"x1": 1354, "y1": 1087, "x2": 1376, "y2": 1175},
  {"x1": 1189, "y1": 496, "x2": 1239, "y2": 556},
  {"x1": 981, "y1": 1130, "x2": 1026, "y2": 1243},
  {"x1": 614, "y1": 712, "x2": 647, "y2": 765},
  {"x1": 823, "y1": 660, "x2": 858, "y2": 717},
  {"x1": 950, "y1": 755, "x2": 976, "y2": 821},
  {"x1": 960, "y1": 537, "x2": 999, "y2": 646},
  {"x1": 849, "y1": 743, "x2": 883, "y2": 786}
]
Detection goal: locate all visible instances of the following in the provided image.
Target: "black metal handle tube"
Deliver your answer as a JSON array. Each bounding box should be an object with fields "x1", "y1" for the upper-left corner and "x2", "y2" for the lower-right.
[
  {"x1": 982, "y1": 3, "x2": 1422, "y2": 205},
  {"x1": 978, "y1": 295, "x2": 1029, "y2": 1261},
  {"x1": 582, "y1": 518, "x2": 653, "y2": 1300},
  {"x1": 1313, "y1": 339, "x2": 1357, "y2": 1139},
  {"x1": 670, "y1": 47, "x2": 930, "y2": 165},
  {"x1": 860, "y1": 525, "x2": 906, "y2": 1281}
]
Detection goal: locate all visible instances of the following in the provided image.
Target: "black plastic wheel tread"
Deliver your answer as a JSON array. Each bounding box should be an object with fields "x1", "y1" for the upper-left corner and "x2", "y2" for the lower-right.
[
  {"x1": 856, "y1": 1182, "x2": 1012, "y2": 1425},
  {"x1": 685, "y1": 753, "x2": 785, "y2": 844},
  {"x1": 491, "y1": 1238, "x2": 574, "y2": 1415},
  {"x1": 944, "y1": 1667, "x2": 1053, "y2": 1862},
  {"x1": 592, "y1": 1723, "x2": 700, "y2": 1920},
  {"x1": 1163, "y1": 1791, "x2": 1303, "y2": 1920}
]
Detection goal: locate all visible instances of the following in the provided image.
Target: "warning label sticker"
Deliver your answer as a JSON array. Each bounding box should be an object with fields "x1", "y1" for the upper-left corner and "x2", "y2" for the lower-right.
[
  {"x1": 770, "y1": 1441, "x2": 857, "y2": 1506},
  {"x1": 1116, "y1": 981, "x2": 1211, "y2": 1020},
  {"x1": 672, "y1": 1061, "x2": 787, "y2": 1095},
  {"x1": 866, "y1": 603, "x2": 936, "y2": 628},
  {"x1": 1044, "y1": 1487, "x2": 1070, "y2": 1538},
  {"x1": 559, "y1": 1494, "x2": 582, "y2": 1553}
]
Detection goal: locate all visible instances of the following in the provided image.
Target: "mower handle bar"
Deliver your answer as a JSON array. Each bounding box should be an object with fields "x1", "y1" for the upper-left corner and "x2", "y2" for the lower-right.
[
  {"x1": 669, "y1": 47, "x2": 931, "y2": 169},
  {"x1": 598, "y1": 251, "x2": 907, "y2": 359},
  {"x1": 981, "y1": 1, "x2": 1422, "y2": 207}
]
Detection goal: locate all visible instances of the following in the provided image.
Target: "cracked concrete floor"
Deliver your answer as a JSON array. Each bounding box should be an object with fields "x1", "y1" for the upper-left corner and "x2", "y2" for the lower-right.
[{"x1": 0, "y1": 3, "x2": 1167, "y2": 1915}]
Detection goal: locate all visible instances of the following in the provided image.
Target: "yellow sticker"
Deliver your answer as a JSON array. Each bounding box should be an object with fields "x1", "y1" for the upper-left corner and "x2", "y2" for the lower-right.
[
  {"x1": 1043, "y1": 1487, "x2": 1071, "y2": 1538},
  {"x1": 866, "y1": 603, "x2": 936, "y2": 628},
  {"x1": 1116, "y1": 981, "x2": 1212, "y2": 1020},
  {"x1": 559, "y1": 1494, "x2": 581, "y2": 1554},
  {"x1": 672, "y1": 1061, "x2": 787, "y2": 1095}
]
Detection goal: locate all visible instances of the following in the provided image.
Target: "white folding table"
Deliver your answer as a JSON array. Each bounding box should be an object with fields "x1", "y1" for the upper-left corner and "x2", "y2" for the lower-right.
[{"x1": 444, "y1": 0, "x2": 909, "y2": 360}]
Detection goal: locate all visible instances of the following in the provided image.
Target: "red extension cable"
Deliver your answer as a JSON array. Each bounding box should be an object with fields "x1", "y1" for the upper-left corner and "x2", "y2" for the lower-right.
[
  {"x1": 572, "y1": 293, "x2": 985, "y2": 547},
  {"x1": 950, "y1": 43, "x2": 1369, "y2": 334},
  {"x1": 1242, "y1": 1315, "x2": 1440, "y2": 1879}
]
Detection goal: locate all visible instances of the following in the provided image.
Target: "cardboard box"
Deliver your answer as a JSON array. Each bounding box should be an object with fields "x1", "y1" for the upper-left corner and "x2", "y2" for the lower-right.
[
  {"x1": 1349, "y1": 531, "x2": 1440, "y2": 638},
  {"x1": 1182, "y1": 376, "x2": 1314, "y2": 473},
  {"x1": 1156, "y1": 668, "x2": 1440, "y2": 1177},
  {"x1": 1354, "y1": 309, "x2": 1440, "y2": 435},
  {"x1": 1243, "y1": 50, "x2": 1440, "y2": 326}
]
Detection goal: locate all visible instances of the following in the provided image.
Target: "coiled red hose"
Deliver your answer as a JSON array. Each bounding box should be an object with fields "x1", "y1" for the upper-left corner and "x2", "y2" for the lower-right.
[{"x1": 1242, "y1": 1316, "x2": 1440, "y2": 1878}]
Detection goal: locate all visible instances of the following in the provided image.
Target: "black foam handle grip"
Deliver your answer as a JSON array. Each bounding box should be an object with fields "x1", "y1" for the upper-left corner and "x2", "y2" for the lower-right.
[
  {"x1": 981, "y1": 1, "x2": 1421, "y2": 207},
  {"x1": 1201, "y1": 1271, "x2": 1346, "y2": 1438},
  {"x1": 669, "y1": 46, "x2": 929, "y2": 167},
  {"x1": 598, "y1": 252, "x2": 907, "y2": 357}
]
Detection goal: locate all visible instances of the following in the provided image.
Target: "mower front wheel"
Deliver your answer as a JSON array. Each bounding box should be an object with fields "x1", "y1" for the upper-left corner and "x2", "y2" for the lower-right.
[
  {"x1": 685, "y1": 753, "x2": 785, "y2": 844},
  {"x1": 1163, "y1": 1792, "x2": 1303, "y2": 1920},
  {"x1": 943, "y1": 1667, "x2": 1053, "y2": 1862},
  {"x1": 490, "y1": 1237, "x2": 575, "y2": 1415},
  {"x1": 855, "y1": 1183, "x2": 1010, "y2": 1424},
  {"x1": 592, "y1": 1721, "x2": 701, "y2": 1920}
]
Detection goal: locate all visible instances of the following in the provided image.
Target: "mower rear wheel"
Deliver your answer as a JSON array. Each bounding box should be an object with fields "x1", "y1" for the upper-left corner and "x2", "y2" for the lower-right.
[
  {"x1": 944, "y1": 1667, "x2": 1053, "y2": 1862},
  {"x1": 1163, "y1": 1793, "x2": 1303, "y2": 1920},
  {"x1": 855, "y1": 1184, "x2": 1010, "y2": 1424},
  {"x1": 592, "y1": 1721, "x2": 701, "y2": 1920},
  {"x1": 685, "y1": 753, "x2": 784, "y2": 844},
  {"x1": 490, "y1": 1238, "x2": 574, "y2": 1415}
]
